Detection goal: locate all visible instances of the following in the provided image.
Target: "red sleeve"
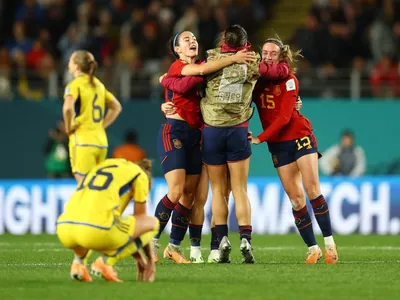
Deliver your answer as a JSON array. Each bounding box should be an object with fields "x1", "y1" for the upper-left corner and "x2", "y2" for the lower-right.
[
  {"x1": 257, "y1": 78, "x2": 297, "y2": 143},
  {"x1": 259, "y1": 62, "x2": 290, "y2": 80},
  {"x1": 161, "y1": 74, "x2": 205, "y2": 94},
  {"x1": 169, "y1": 60, "x2": 186, "y2": 76}
]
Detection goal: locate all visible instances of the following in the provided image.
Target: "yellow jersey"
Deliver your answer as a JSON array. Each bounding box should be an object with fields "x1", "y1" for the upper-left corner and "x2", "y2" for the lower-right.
[
  {"x1": 64, "y1": 75, "x2": 115, "y2": 147},
  {"x1": 57, "y1": 158, "x2": 149, "y2": 229}
]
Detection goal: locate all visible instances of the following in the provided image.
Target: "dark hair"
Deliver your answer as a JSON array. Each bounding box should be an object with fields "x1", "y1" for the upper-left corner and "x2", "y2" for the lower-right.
[
  {"x1": 125, "y1": 129, "x2": 137, "y2": 143},
  {"x1": 169, "y1": 31, "x2": 183, "y2": 58},
  {"x1": 224, "y1": 25, "x2": 247, "y2": 48},
  {"x1": 73, "y1": 50, "x2": 98, "y2": 87},
  {"x1": 341, "y1": 129, "x2": 354, "y2": 138}
]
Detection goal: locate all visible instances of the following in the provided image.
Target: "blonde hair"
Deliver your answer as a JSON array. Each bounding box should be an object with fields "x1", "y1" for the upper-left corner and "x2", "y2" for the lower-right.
[
  {"x1": 137, "y1": 158, "x2": 153, "y2": 188},
  {"x1": 263, "y1": 37, "x2": 303, "y2": 73},
  {"x1": 72, "y1": 50, "x2": 98, "y2": 87}
]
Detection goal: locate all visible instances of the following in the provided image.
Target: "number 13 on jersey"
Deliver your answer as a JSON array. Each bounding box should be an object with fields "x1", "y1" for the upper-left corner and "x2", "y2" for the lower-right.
[{"x1": 260, "y1": 94, "x2": 275, "y2": 109}]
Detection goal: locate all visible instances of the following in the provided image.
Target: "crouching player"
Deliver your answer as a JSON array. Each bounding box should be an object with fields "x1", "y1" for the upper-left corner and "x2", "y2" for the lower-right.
[{"x1": 56, "y1": 158, "x2": 159, "y2": 282}]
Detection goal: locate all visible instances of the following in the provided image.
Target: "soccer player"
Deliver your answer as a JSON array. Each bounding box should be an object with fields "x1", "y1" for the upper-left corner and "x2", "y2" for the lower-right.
[
  {"x1": 160, "y1": 34, "x2": 292, "y2": 263},
  {"x1": 196, "y1": 25, "x2": 261, "y2": 264},
  {"x1": 63, "y1": 50, "x2": 122, "y2": 184},
  {"x1": 56, "y1": 158, "x2": 158, "y2": 282},
  {"x1": 251, "y1": 38, "x2": 338, "y2": 264},
  {"x1": 152, "y1": 30, "x2": 255, "y2": 264}
]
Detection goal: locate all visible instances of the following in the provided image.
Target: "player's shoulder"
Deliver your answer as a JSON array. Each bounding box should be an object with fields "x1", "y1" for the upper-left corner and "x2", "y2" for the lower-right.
[
  {"x1": 169, "y1": 60, "x2": 186, "y2": 76},
  {"x1": 283, "y1": 73, "x2": 298, "y2": 92}
]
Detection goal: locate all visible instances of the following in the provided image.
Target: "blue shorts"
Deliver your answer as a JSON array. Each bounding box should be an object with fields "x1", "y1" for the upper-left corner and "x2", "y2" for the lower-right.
[
  {"x1": 267, "y1": 134, "x2": 321, "y2": 168},
  {"x1": 157, "y1": 119, "x2": 202, "y2": 175},
  {"x1": 202, "y1": 124, "x2": 251, "y2": 165}
]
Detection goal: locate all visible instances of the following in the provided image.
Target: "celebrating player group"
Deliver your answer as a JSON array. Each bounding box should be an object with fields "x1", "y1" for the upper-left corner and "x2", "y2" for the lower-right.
[{"x1": 56, "y1": 24, "x2": 338, "y2": 283}]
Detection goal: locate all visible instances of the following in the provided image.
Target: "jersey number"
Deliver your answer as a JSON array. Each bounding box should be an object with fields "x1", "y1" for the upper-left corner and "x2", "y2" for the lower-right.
[
  {"x1": 77, "y1": 165, "x2": 118, "y2": 191},
  {"x1": 260, "y1": 94, "x2": 275, "y2": 109},
  {"x1": 296, "y1": 136, "x2": 312, "y2": 150},
  {"x1": 92, "y1": 94, "x2": 103, "y2": 123}
]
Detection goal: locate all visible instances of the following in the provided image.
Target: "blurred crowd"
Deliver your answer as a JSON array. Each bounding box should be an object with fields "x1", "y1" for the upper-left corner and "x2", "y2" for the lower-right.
[
  {"x1": 0, "y1": 0, "x2": 270, "y2": 100},
  {"x1": 293, "y1": 0, "x2": 400, "y2": 98},
  {"x1": 0, "y1": 0, "x2": 399, "y2": 100}
]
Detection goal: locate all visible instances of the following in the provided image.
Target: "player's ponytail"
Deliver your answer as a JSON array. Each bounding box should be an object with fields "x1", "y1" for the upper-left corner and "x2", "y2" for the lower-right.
[
  {"x1": 263, "y1": 37, "x2": 303, "y2": 74},
  {"x1": 89, "y1": 60, "x2": 98, "y2": 87},
  {"x1": 72, "y1": 50, "x2": 98, "y2": 87}
]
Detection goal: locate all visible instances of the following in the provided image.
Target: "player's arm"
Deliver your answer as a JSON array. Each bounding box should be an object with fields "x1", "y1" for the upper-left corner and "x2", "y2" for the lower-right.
[
  {"x1": 259, "y1": 62, "x2": 290, "y2": 80},
  {"x1": 103, "y1": 91, "x2": 122, "y2": 129},
  {"x1": 254, "y1": 79, "x2": 297, "y2": 144},
  {"x1": 63, "y1": 83, "x2": 79, "y2": 135},
  {"x1": 161, "y1": 74, "x2": 204, "y2": 94},
  {"x1": 181, "y1": 50, "x2": 256, "y2": 76}
]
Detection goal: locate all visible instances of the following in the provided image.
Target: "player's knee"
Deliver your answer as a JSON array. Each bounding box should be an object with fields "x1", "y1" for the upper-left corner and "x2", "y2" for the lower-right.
[
  {"x1": 304, "y1": 181, "x2": 321, "y2": 200},
  {"x1": 231, "y1": 186, "x2": 247, "y2": 201},
  {"x1": 167, "y1": 189, "x2": 183, "y2": 203}
]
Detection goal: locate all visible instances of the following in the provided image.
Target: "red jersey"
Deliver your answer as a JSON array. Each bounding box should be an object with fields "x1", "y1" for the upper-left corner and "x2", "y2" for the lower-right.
[
  {"x1": 253, "y1": 73, "x2": 313, "y2": 143},
  {"x1": 164, "y1": 60, "x2": 203, "y2": 129}
]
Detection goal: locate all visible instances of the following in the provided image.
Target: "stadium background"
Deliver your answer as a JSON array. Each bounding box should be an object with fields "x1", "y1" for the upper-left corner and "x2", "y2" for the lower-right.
[{"x1": 0, "y1": 0, "x2": 399, "y2": 236}]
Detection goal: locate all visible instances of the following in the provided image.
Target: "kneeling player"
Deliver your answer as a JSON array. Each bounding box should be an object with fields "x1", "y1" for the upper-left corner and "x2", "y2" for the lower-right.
[{"x1": 56, "y1": 158, "x2": 159, "y2": 282}]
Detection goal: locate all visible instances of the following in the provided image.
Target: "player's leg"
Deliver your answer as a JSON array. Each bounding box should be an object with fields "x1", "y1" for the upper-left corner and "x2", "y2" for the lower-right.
[
  {"x1": 69, "y1": 145, "x2": 97, "y2": 183},
  {"x1": 296, "y1": 146, "x2": 338, "y2": 264},
  {"x1": 202, "y1": 126, "x2": 231, "y2": 263},
  {"x1": 153, "y1": 121, "x2": 187, "y2": 259},
  {"x1": 56, "y1": 224, "x2": 92, "y2": 282},
  {"x1": 208, "y1": 171, "x2": 230, "y2": 263},
  {"x1": 226, "y1": 126, "x2": 254, "y2": 263},
  {"x1": 276, "y1": 159, "x2": 322, "y2": 264},
  {"x1": 164, "y1": 172, "x2": 199, "y2": 264},
  {"x1": 92, "y1": 215, "x2": 160, "y2": 282},
  {"x1": 189, "y1": 165, "x2": 208, "y2": 263}
]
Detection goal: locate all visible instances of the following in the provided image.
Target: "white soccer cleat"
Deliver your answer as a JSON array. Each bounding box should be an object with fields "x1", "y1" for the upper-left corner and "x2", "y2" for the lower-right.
[
  {"x1": 207, "y1": 250, "x2": 220, "y2": 263},
  {"x1": 190, "y1": 246, "x2": 204, "y2": 263},
  {"x1": 240, "y1": 238, "x2": 255, "y2": 264},
  {"x1": 218, "y1": 236, "x2": 231, "y2": 264}
]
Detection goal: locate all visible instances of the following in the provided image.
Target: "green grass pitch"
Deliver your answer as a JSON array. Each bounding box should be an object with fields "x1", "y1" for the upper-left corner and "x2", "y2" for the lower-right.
[{"x1": 0, "y1": 234, "x2": 399, "y2": 300}]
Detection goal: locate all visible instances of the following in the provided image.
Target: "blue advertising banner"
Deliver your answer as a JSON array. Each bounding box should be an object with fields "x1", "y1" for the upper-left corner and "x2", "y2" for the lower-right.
[{"x1": 0, "y1": 177, "x2": 399, "y2": 235}]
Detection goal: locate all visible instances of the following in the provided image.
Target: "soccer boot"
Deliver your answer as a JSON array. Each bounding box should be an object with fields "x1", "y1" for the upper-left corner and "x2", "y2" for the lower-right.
[
  {"x1": 163, "y1": 244, "x2": 191, "y2": 264},
  {"x1": 218, "y1": 236, "x2": 231, "y2": 264},
  {"x1": 151, "y1": 238, "x2": 160, "y2": 263},
  {"x1": 240, "y1": 238, "x2": 255, "y2": 264},
  {"x1": 70, "y1": 260, "x2": 92, "y2": 282},
  {"x1": 207, "y1": 249, "x2": 220, "y2": 263},
  {"x1": 190, "y1": 246, "x2": 204, "y2": 263},
  {"x1": 325, "y1": 244, "x2": 339, "y2": 264},
  {"x1": 91, "y1": 257, "x2": 123, "y2": 282},
  {"x1": 305, "y1": 246, "x2": 322, "y2": 264}
]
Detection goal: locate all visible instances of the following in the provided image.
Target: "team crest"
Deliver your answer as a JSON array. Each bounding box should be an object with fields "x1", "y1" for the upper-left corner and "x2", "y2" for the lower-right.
[
  {"x1": 272, "y1": 155, "x2": 278, "y2": 165},
  {"x1": 273, "y1": 85, "x2": 281, "y2": 96},
  {"x1": 173, "y1": 139, "x2": 182, "y2": 149}
]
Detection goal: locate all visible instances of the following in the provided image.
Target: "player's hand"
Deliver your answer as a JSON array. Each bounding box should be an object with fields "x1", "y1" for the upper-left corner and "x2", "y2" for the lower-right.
[
  {"x1": 251, "y1": 136, "x2": 261, "y2": 145},
  {"x1": 159, "y1": 73, "x2": 167, "y2": 83},
  {"x1": 133, "y1": 252, "x2": 146, "y2": 281},
  {"x1": 247, "y1": 130, "x2": 253, "y2": 140},
  {"x1": 65, "y1": 123, "x2": 80, "y2": 136},
  {"x1": 161, "y1": 102, "x2": 177, "y2": 115},
  {"x1": 295, "y1": 96, "x2": 302, "y2": 111},
  {"x1": 143, "y1": 260, "x2": 156, "y2": 282},
  {"x1": 232, "y1": 50, "x2": 256, "y2": 65}
]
